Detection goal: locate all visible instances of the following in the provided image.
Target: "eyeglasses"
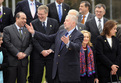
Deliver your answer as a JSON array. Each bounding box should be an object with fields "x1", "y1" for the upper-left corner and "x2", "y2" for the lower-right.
[{"x1": 95, "y1": 11, "x2": 103, "y2": 14}]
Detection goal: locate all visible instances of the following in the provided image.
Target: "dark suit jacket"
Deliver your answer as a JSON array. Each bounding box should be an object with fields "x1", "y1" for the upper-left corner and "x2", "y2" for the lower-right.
[
  {"x1": 0, "y1": 7, "x2": 14, "y2": 32},
  {"x1": 78, "y1": 13, "x2": 95, "y2": 23},
  {"x1": 0, "y1": 47, "x2": 8, "y2": 83},
  {"x1": 47, "y1": 2, "x2": 70, "y2": 26},
  {"x1": 59, "y1": 22, "x2": 86, "y2": 31},
  {"x1": 15, "y1": 0, "x2": 42, "y2": 24},
  {"x1": 3, "y1": 24, "x2": 32, "y2": 66},
  {"x1": 33, "y1": 28, "x2": 83, "y2": 82},
  {"x1": 31, "y1": 18, "x2": 59, "y2": 59},
  {"x1": 95, "y1": 35, "x2": 121, "y2": 77},
  {"x1": 85, "y1": 17, "x2": 108, "y2": 46}
]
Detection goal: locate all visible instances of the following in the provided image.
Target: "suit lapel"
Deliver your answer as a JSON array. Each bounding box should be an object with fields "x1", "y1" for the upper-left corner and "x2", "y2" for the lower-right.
[
  {"x1": 92, "y1": 18, "x2": 100, "y2": 34},
  {"x1": 22, "y1": 27, "x2": 27, "y2": 41},
  {"x1": 34, "y1": 1, "x2": 39, "y2": 19},
  {"x1": 46, "y1": 19, "x2": 52, "y2": 35},
  {"x1": 53, "y1": 2, "x2": 59, "y2": 21},
  {"x1": 2, "y1": 7, "x2": 5, "y2": 22},
  {"x1": 103, "y1": 36, "x2": 112, "y2": 50},
  {"x1": 13, "y1": 24, "x2": 22, "y2": 40}
]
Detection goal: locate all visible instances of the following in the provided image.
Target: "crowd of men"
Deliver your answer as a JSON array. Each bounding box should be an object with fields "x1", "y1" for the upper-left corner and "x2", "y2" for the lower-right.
[{"x1": 0, "y1": 0, "x2": 121, "y2": 83}]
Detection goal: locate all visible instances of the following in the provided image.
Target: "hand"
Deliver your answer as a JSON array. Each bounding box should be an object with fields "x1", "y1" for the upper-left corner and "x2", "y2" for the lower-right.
[
  {"x1": 111, "y1": 70, "x2": 117, "y2": 75},
  {"x1": 94, "y1": 78, "x2": 99, "y2": 83},
  {"x1": 111, "y1": 64, "x2": 119, "y2": 72},
  {"x1": 25, "y1": 23, "x2": 35, "y2": 34},
  {"x1": 17, "y1": 52, "x2": 24, "y2": 60},
  {"x1": 61, "y1": 35, "x2": 69, "y2": 44},
  {"x1": 47, "y1": 49, "x2": 54, "y2": 54},
  {"x1": 41, "y1": 50, "x2": 50, "y2": 57}
]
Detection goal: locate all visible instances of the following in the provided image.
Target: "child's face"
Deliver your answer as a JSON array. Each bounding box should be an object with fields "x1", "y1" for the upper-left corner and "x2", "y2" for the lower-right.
[{"x1": 0, "y1": 37, "x2": 3, "y2": 47}]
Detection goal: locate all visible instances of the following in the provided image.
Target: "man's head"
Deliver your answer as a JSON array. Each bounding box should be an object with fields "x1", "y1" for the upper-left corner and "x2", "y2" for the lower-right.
[
  {"x1": 15, "y1": 12, "x2": 27, "y2": 28},
  {"x1": 95, "y1": 4, "x2": 106, "y2": 19},
  {"x1": 37, "y1": 5, "x2": 48, "y2": 22},
  {"x1": 64, "y1": 15, "x2": 77, "y2": 31},
  {"x1": 68, "y1": 9, "x2": 79, "y2": 19},
  {"x1": 0, "y1": 0, "x2": 4, "y2": 6},
  {"x1": 56, "y1": 0, "x2": 64, "y2": 4},
  {"x1": 79, "y1": 1, "x2": 90, "y2": 15}
]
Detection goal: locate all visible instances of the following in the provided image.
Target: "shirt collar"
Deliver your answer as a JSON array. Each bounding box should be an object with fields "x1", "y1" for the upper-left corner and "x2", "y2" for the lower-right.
[
  {"x1": 0, "y1": 5, "x2": 3, "y2": 12},
  {"x1": 95, "y1": 16, "x2": 103, "y2": 22},
  {"x1": 67, "y1": 27, "x2": 76, "y2": 36},
  {"x1": 81, "y1": 12, "x2": 89, "y2": 18},
  {"x1": 15, "y1": 23, "x2": 23, "y2": 30},
  {"x1": 28, "y1": 0, "x2": 35, "y2": 5},
  {"x1": 55, "y1": 1, "x2": 62, "y2": 7}
]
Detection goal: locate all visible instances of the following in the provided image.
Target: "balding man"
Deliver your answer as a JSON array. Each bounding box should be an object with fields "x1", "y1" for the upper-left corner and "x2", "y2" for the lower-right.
[{"x1": 25, "y1": 15, "x2": 83, "y2": 83}]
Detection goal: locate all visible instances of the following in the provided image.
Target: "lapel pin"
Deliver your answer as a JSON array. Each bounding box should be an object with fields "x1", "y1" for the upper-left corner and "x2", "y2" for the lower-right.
[
  {"x1": 24, "y1": 32, "x2": 26, "y2": 34},
  {"x1": 4, "y1": 13, "x2": 5, "y2": 15},
  {"x1": 79, "y1": 27, "x2": 81, "y2": 29},
  {"x1": 70, "y1": 35, "x2": 71, "y2": 37},
  {"x1": 50, "y1": 25, "x2": 52, "y2": 27},
  {"x1": 64, "y1": 9, "x2": 66, "y2": 11},
  {"x1": 37, "y1": 5, "x2": 38, "y2": 7},
  {"x1": 104, "y1": 40, "x2": 106, "y2": 42}
]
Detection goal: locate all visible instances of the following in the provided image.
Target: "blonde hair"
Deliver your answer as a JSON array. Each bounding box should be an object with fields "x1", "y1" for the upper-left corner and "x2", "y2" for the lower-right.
[{"x1": 81, "y1": 30, "x2": 93, "y2": 46}]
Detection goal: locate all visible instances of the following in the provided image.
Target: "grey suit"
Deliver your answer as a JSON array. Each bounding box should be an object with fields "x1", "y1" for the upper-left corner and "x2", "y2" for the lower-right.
[
  {"x1": 59, "y1": 22, "x2": 86, "y2": 31},
  {"x1": 78, "y1": 13, "x2": 95, "y2": 24},
  {"x1": 3, "y1": 24, "x2": 32, "y2": 83},
  {"x1": 86, "y1": 17, "x2": 108, "y2": 46}
]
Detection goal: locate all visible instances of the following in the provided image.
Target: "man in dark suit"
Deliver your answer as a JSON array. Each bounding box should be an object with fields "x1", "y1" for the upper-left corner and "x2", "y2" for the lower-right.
[
  {"x1": 78, "y1": 1, "x2": 95, "y2": 24},
  {"x1": 15, "y1": 0, "x2": 42, "y2": 25},
  {"x1": 26, "y1": 15, "x2": 84, "y2": 83},
  {"x1": 86, "y1": 4, "x2": 108, "y2": 46},
  {"x1": 0, "y1": 0, "x2": 14, "y2": 32},
  {"x1": 3, "y1": 12, "x2": 32, "y2": 83},
  {"x1": 47, "y1": 0, "x2": 70, "y2": 26},
  {"x1": 59, "y1": 9, "x2": 86, "y2": 31},
  {"x1": 30, "y1": 5, "x2": 59, "y2": 83}
]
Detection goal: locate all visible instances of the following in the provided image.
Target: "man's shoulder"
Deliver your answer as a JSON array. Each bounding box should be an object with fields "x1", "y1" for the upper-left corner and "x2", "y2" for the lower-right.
[{"x1": 47, "y1": 2, "x2": 55, "y2": 7}]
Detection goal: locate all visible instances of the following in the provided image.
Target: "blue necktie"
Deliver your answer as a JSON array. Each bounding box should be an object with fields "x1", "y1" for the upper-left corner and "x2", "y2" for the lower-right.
[
  {"x1": 60, "y1": 32, "x2": 68, "y2": 50},
  {"x1": 58, "y1": 5, "x2": 62, "y2": 22}
]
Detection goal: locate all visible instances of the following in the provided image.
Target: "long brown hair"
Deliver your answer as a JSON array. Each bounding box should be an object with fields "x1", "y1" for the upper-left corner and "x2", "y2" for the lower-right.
[{"x1": 101, "y1": 20, "x2": 117, "y2": 36}]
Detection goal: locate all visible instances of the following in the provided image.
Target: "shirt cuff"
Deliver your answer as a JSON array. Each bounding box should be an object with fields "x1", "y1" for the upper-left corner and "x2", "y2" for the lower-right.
[{"x1": 66, "y1": 41, "x2": 70, "y2": 48}]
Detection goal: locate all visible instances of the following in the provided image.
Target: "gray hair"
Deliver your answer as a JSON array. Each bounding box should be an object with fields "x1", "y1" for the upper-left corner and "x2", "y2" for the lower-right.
[
  {"x1": 66, "y1": 15, "x2": 78, "y2": 24},
  {"x1": 68, "y1": 9, "x2": 79, "y2": 18},
  {"x1": 95, "y1": 3, "x2": 106, "y2": 11},
  {"x1": 37, "y1": 5, "x2": 49, "y2": 14}
]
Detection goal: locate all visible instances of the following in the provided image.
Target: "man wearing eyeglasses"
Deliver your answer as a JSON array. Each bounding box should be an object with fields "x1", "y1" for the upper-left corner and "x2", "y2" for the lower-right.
[{"x1": 85, "y1": 3, "x2": 108, "y2": 47}]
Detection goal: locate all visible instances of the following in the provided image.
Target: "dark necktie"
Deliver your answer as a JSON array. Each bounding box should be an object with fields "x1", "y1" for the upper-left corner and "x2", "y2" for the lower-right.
[
  {"x1": 19, "y1": 29, "x2": 23, "y2": 39},
  {"x1": 98, "y1": 19, "x2": 102, "y2": 34},
  {"x1": 42, "y1": 22, "x2": 46, "y2": 30},
  {"x1": 60, "y1": 32, "x2": 68, "y2": 50},
  {"x1": 0, "y1": 8, "x2": 2, "y2": 22},
  {"x1": 81, "y1": 15, "x2": 85, "y2": 24},
  {"x1": 58, "y1": 4, "x2": 62, "y2": 22}
]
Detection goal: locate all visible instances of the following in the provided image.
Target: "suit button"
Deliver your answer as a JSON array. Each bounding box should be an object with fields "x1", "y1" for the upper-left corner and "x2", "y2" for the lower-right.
[
  {"x1": 56, "y1": 62, "x2": 58, "y2": 64},
  {"x1": 58, "y1": 55, "x2": 60, "y2": 57}
]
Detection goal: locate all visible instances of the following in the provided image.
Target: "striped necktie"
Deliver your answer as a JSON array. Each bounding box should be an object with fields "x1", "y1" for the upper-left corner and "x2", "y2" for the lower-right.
[
  {"x1": 0, "y1": 8, "x2": 2, "y2": 22},
  {"x1": 98, "y1": 19, "x2": 102, "y2": 34}
]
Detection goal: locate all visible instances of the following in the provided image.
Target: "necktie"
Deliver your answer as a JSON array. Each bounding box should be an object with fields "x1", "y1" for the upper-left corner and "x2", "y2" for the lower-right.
[
  {"x1": 0, "y1": 8, "x2": 2, "y2": 22},
  {"x1": 58, "y1": 5, "x2": 62, "y2": 22},
  {"x1": 98, "y1": 19, "x2": 102, "y2": 34},
  {"x1": 19, "y1": 29, "x2": 23, "y2": 39},
  {"x1": 42, "y1": 22, "x2": 46, "y2": 30},
  {"x1": 60, "y1": 32, "x2": 68, "y2": 50},
  {"x1": 31, "y1": 3, "x2": 35, "y2": 18},
  {"x1": 81, "y1": 15, "x2": 85, "y2": 24}
]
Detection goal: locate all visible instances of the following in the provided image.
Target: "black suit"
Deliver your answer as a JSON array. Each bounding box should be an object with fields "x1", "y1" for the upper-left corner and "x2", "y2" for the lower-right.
[
  {"x1": 0, "y1": 6, "x2": 14, "y2": 32},
  {"x1": 3, "y1": 24, "x2": 32, "y2": 83},
  {"x1": 31, "y1": 18, "x2": 59, "y2": 83},
  {"x1": 95, "y1": 35, "x2": 121, "y2": 83},
  {"x1": 47, "y1": 2, "x2": 70, "y2": 26},
  {"x1": 78, "y1": 13, "x2": 95, "y2": 24},
  {"x1": 85, "y1": 17, "x2": 108, "y2": 46},
  {"x1": 33, "y1": 28, "x2": 83, "y2": 82},
  {"x1": 15, "y1": 0, "x2": 42, "y2": 24},
  {"x1": 0, "y1": 47, "x2": 8, "y2": 83},
  {"x1": 59, "y1": 22, "x2": 86, "y2": 31}
]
